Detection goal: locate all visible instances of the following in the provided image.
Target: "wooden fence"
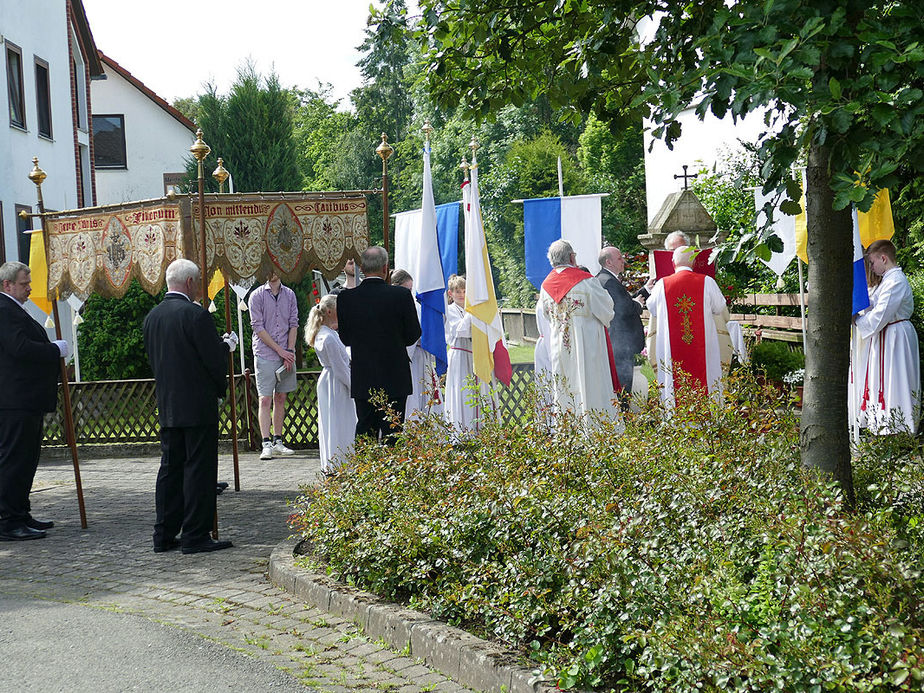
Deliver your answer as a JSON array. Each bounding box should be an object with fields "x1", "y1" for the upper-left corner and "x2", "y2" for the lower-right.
[{"x1": 43, "y1": 364, "x2": 537, "y2": 450}]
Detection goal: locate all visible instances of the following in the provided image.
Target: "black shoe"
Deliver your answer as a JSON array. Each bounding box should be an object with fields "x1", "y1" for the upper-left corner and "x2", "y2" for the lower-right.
[
  {"x1": 216, "y1": 482, "x2": 229, "y2": 490},
  {"x1": 0, "y1": 525, "x2": 46, "y2": 541},
  {"x1": 26, "y1": 517, "x2": 54, "y2": 530},
  {"x1": 181, "y1": 539, "x2": 233, "y2": 554},
  {"x1": 153, "y1": 538, "x2": 181, "y2": 553}
]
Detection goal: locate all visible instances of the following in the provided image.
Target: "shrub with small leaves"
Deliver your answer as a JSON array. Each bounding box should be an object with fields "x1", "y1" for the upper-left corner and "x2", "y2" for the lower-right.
[{"x1": 290, "y1": 372, "x2": 924, "y2": 691}]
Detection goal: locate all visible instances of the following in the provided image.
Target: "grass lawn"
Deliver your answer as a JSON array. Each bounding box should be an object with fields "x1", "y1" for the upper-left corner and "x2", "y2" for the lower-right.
[{"x1": 506, "y1": 342, "x2": 536, "y2": 363}]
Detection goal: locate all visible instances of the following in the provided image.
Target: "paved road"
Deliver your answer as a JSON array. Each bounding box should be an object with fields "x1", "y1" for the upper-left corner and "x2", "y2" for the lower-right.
[{"x1": 0, "y1": 451, "x2": 472, "y2": 692}]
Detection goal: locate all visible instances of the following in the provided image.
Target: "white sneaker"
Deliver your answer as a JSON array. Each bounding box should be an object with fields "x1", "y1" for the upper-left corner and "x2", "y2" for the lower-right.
[
  {"x1": 272, "y1": 440, "x2": 295, "y2": 456},
  {"x1": 259, "y1": 442, "x2": 274, "y2": 460}
]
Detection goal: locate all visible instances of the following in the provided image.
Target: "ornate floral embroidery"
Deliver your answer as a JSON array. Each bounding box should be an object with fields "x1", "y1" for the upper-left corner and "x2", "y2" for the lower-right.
[
  {"x1": 674, "y1": 293, "x2": 696, "y2": 344},
  {"x1": 548, "y1": 297, "x2": 584, "y2": 353}
]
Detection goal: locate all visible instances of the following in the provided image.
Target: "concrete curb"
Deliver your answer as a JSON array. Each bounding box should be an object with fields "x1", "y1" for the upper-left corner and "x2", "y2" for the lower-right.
[{"x1": 269, "y1": 540, "x2": 558, "y2": 693}]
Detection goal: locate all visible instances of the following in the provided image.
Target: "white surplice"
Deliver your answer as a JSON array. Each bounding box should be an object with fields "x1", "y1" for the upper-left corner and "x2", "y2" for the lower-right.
[
  {"x1": 315, "y1": 325, "x2": 357, "y2": 472},
  {"x1": 538, "y1": 270, "x2": 618, "y2": 417},
  {"x1": 444, "y1": 302, "x2": 495, "y2": 432},
  {"x1": 854, "y1": 266, "x2": 920, "y2": 434},
  {"x1": 646, "y1": 266, "x2": 730, "y2": 406}
]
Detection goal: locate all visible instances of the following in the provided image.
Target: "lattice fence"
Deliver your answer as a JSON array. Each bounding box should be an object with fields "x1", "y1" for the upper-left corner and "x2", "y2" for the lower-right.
[{"x1": 44, "y1": 366, "x2": 534, "y2": 450}]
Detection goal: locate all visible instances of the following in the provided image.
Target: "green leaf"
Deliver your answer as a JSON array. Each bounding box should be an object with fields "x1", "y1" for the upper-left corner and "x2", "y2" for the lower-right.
[
  {"x1": 828, "y1": 77, "x2": 842, "y2": 100},
  {"x1": 780, "y1": 200, "x2": 803, "y2": 215}
]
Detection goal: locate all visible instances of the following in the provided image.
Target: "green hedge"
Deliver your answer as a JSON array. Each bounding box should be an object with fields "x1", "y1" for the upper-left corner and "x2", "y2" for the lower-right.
[{"x1": 291, "y1": 376, "x2": 924, "y2": 691}]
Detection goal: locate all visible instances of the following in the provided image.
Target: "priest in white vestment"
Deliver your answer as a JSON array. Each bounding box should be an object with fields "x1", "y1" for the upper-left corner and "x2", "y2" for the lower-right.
[
  {"x1": 537, "y1": 240, "x2": 619, "y2": 419},
  {"x1": 646, "y1": 246, "x2": 731, "y2": 407},
  {"x1": 305, "y1": 295, "x2": 356, "y2": 474},
  {"x1": 854, "y1": 240, "x2": 920, "y2": 434}
]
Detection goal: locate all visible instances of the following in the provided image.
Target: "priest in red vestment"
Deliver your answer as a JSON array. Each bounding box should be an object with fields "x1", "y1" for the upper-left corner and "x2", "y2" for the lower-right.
[{"x1": 646, "y1": 246, "x2": 731, "y2": 406}]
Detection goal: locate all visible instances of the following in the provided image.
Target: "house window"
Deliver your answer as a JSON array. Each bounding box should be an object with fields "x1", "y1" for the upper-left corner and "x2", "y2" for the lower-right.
[
  {"x1": 15, "y1": 205, "x2": 32, "y2": 264},
  {"x1": 7, "y1": 43, "x2": 26, "y2": 129},
  {"x1": 35, "y1": 58, "x2": 52, "y2": 139},
  {"x1": 92, "y1": 114, "x2": 127, "y2": 168}
]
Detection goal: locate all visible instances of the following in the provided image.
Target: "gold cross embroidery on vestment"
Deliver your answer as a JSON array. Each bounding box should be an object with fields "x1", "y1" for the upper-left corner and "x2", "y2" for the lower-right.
[{"x1": 674, "y1": 293, "x2": 696, "y2": 345}]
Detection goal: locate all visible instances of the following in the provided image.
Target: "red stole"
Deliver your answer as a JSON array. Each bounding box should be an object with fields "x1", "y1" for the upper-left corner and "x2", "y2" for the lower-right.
[
  {"x1": 541, "y1": 266, "x2": 621, "y2": 393},
  {"x1": 541, "y1": 266, "x2": 593, "y2": 303},
  {"x1": 663, "y1": 270, "x2": 708, "y2": 392}
]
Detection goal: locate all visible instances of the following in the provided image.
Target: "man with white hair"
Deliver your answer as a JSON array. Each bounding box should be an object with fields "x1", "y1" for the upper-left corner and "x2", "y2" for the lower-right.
[
  {"x1": 538, "y1": 239, "x2": 619, "y2": 419},
  {"x1": 143, "y1": 258, "x2": 239, "y2": 554},
  {"x1": 646, "y1": 246, "x2": 731, "y2": 406},
  {"x1": 664, "y1": 231, "x2": 690, "y2": 251},
  {"x1": 597, "y1": 246, "x2": 645, "y2": 406}
]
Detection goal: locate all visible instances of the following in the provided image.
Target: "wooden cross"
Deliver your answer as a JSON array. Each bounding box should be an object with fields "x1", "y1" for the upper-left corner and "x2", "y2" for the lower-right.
[{"x1": 674, "y1": 165, "x2": 698, "y2": 190}]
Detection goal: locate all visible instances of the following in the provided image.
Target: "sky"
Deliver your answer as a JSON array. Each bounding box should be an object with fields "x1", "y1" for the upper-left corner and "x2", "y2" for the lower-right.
[{"x1": 81, "y1": 0, "x2": 380, "y2": 107}]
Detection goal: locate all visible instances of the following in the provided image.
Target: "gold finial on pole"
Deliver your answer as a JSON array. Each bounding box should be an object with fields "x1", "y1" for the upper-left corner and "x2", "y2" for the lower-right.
[
  {"x1": 469, "y1": 136, "x2": 480, "y2": 169},
  {"x1": 459, "y1": 155, "x2": 470, "y2": 182},
  {"x1": 28, "y1": 157, "x2": 47, "y2": 188},
  {"x1": 190, "y1": 129, "x2": 211, "y2": 301},
  {"x1": 376, "y1": 133, "x2": 394, "y2": 257},
  {"x1": 422, "y1": 120, "x2": 434, "y2": 144},
  {"x1": 212, "y1": 157, "x2": 229, "y2": 193},
  {"x1": 376, "y1": 132, "x2": 394, "y2": 162}
]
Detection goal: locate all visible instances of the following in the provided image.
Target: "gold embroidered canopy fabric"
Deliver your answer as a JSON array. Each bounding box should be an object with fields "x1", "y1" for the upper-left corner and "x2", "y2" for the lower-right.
[
  {"x1": 42, "y1": 192, "x2": 370, "y2": 298},
  {"x1": 189, "y1": 193, "x2": 369, "y2": 286},
  {"x1": 45, "y1": 202, "x2": 184, "y2": 298}
]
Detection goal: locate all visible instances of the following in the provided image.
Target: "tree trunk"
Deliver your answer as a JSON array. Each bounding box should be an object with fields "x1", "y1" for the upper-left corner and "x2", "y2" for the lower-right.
[{"x1": 800, "y1": 142, "x2": 855, "y2": 506}]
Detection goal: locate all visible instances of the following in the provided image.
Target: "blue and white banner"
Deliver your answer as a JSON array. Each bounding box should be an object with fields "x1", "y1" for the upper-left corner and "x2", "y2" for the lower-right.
[
  {"x1": 394, "y1": 145, "x2": 459, "y2": 374},
  {"x1": 852, "y1": 209, "x2": 871, "y2": 315},
  {"x1": 523, "y1": 194, "x2": 604, "y2": 288}
]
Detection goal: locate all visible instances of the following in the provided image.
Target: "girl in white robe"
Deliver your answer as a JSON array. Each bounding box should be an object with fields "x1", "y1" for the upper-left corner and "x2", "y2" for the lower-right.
[
  {"x1": 305, "y1": 294, "x2": 356, "y2": 474},
  {"x1": 855, "y1": 240, "x2": 920, "y2": 434},
  {"x1": 444, "y1": 275, "x2": 495, "y2": 433}
]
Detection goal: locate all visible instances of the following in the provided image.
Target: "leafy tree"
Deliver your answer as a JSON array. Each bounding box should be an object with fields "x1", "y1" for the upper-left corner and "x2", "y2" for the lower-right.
[
  {"x1": 416, "y1": 0, "x2": 924, "y2": 503},
  {"x1": 185, "y1": 62, "x2": 301, "y2": 193},
  {"x1": 576, "y1": 114, "x2": 646, "y2": 251},
  {"x1": 77, "y1": 281, "x2": 161, "y2": 380}
]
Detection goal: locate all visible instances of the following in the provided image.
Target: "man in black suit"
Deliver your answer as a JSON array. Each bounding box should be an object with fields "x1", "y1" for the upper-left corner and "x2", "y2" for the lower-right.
[
  {"x1": 596, "y1": 247, "x2": 646, "y2": 406},
  {"x1": 143, "y1": 259, "x2": 238, "y2": 554},
  {"x1": 337, "y1": 246, "x2": 421, "y2": 443},
  {"x1": 0, "y1": 261, "x2": 69, "y2": 541}
]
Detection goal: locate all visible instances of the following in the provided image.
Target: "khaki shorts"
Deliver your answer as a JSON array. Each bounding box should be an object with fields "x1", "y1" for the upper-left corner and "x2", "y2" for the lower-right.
[{"x1": 255, "y1": 356, "x2": 297, "y2": 397}]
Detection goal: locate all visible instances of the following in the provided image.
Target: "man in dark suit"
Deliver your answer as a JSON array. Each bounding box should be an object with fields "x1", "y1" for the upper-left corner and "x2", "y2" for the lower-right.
[
  {"x1": 596, "y1": 247, "x2": 646, "y2": 406},
  {"x1": 0, "y1": 261, "x2": 69, "y2": 541},
  {"x1": 143, "y1": 259, "x2": 238, "y2": 554},
  {"x1": 337, "y1": 246, "x2": 421, "y2": 443}
]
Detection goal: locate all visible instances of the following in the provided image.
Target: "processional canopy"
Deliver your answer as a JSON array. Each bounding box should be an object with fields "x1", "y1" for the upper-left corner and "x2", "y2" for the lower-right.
[{"x1": 41, "y1": 192, "x2": 370, "y2": 299}]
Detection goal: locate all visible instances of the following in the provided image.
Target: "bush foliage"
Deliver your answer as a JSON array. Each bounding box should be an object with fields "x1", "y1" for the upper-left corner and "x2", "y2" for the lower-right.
[{"x1": 290, "y1": 375, "x2": 924, "y2": 691}]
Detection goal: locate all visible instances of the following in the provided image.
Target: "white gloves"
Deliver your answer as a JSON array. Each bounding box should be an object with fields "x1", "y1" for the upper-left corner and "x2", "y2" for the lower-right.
[
  {"x1": 53, "y1": 339, "x2": 71, "y2": 359},
  {"x1": 222, "y1": 332, "x2": 239, "y2": 353}
]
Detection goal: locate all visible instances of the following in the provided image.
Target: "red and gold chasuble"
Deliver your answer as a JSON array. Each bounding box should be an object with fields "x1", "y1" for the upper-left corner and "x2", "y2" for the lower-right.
[
  {"x1": 663, "y1": 270, "x2": 708, "y2": 392},
  {"x1": 541, "y1": 267, "x2": 621, "y2": 392}
]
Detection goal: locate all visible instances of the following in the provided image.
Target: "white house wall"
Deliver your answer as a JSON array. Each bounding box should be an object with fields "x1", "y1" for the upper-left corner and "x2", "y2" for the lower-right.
[
  {"x1": 0, "y1": 0, "x2": 83, "y2": 262},
  {"x1": 91, "y1": 63, "x2": 193, "y2": 204}
]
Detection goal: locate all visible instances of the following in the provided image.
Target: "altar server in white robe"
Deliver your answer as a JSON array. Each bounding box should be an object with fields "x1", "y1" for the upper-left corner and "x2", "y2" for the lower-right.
[
  {"x1": 854, "y1": 240, "x2": 920, "y2": 434},
  {"x1": 537, "y1": 240, "x2": 619, "y2": 419},
  {"x1": 444, "y1": 275, "x2": 495, "y2": 432},
  {"x1": 305, "y1": 294, "x2": 356, "y2": 474},
  {"x1": 646, "y1": 246, "x2": 731, "y2": 407}
]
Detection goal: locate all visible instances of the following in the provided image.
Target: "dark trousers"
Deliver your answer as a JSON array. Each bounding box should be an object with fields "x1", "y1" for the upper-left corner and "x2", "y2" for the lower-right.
[
  {"x1": 0, "y1": 412, "x2": 43, "y2": 531},
  {"x1": 154, "y1": 425, "x2": 218, "y2": 548},
  {"x1": 354, "y1": 397, "x2": 407, "y2": 446}
]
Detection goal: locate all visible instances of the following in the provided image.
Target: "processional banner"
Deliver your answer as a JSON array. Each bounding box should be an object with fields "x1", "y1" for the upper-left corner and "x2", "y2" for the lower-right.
[
  {"x1": 189, "y1": 193, "x2": 369, "y2": 285},
  {"x1": 45, "y1": 201, "x2": 184, "y2": 299},
  {"x1": 42, "y1": 192, "x2": 370, "y2": 298}
]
